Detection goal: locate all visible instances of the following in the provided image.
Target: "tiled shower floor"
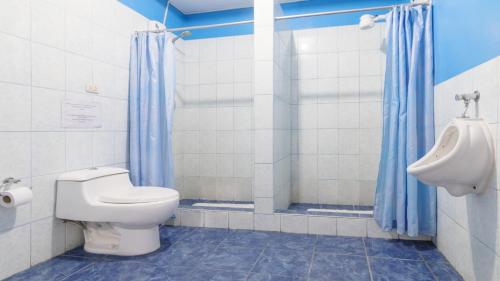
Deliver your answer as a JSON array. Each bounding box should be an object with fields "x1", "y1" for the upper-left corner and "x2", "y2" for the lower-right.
[
  {"x1": 9, "y1": 226, "x2": 463, "y2": 281},
  {"x1": 179, "y1": 199, "x2": 254, "y2": 211},
  {"x1": 276, "y1": 203, "x2": 374, "y2": 218}
]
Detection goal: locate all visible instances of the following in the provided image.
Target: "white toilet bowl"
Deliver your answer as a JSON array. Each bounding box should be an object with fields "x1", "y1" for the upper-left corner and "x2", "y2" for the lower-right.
[
  {"x1": 407, "y1": 118, "x2": 495, "y2": 197},
  {"x1": 56, "y1": 167, "x2": 179, "y2": 256}
]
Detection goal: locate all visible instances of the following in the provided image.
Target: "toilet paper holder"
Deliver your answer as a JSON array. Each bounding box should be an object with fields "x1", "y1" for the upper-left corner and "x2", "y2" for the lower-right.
[{"x1": 1, "y1": 177, "x2": 21, "y2": 191}]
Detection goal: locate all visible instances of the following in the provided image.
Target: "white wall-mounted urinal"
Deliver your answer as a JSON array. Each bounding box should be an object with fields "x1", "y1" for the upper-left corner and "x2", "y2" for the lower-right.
[{"x1": 407, "y1": 118, "x2": 495, "y2": 197}]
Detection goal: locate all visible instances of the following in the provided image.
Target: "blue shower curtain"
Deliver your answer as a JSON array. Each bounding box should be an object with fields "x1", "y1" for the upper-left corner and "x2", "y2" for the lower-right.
[
  {"x1": 374, "y1": 5, "x2": 436, "y2": 237},
  {"x1": 128, "y1": 32, "x2": 175, "y2": 188}
]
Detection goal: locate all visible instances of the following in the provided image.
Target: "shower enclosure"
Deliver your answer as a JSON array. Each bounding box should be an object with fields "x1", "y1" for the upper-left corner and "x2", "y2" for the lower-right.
[{"x1": 169, "y1": 0, "x2": 389, "y2": 233}]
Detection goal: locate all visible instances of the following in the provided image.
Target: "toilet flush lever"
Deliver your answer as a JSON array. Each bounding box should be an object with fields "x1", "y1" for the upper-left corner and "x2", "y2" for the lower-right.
[{"x1": 455, "y1": 90, "x2": 480, "y2": 118}]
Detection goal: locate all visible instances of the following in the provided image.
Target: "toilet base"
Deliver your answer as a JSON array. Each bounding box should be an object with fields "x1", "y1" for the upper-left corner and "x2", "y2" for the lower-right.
[{"x1": 83, "y1": 222, "x2": 160, "y2": 256}]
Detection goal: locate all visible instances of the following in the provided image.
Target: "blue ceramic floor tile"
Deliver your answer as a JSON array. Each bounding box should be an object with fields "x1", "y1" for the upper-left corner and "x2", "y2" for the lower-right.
[
  {"x1": 8, "y1": 256, "x2": 93, "y2": 281},
  {"x1": 365, "y1": 238, "x2": 422, "y2": 260},
  {"x1": 146, "y1": 239, "x2": 220, "y2": 267},
  {"x1": 288, "y1": 203, "x2": 319, "y2": 211},
  {"x1": 221, "y1": 230, "x2": 274, "y2": 248},
  {"x1": 251, "y1": 248, "x2": 313, "y2": 278},
  {"x1": 320, "y1": 204, "x2": 355, "y2": 210},
  {"x1": 10, "y1": 227, "x2": 464, "y2": 281},
  {"x1": 412, "y1": 241, "x2": 449, "y2": 263},
  {"x1": 182, "y1": 227, "x2": 230, "y2": 243},
  {"x1": 315, "y1": 236, "x2": 366, "y2": 255},
  {"x1": 160, "y1": 226, "x2": 197, "y2": 243},
  {"x1": 62, "y1": 260, "x2": 172, "y2": 281},
  {"x1": 200, "y1": 245, "x2": 263, "y2": 271},
  {"x1": 309, "y1": 252, "x2": 371, "y2": 281},
  {"x1": 247, "y1": 272, "x2": 307, "y2": 281},
  {"x1": 428, "y1": 262, "x2": 464, "y2": 281},
  {"x1": 63, "y1": 247, "x2": 110, "y2": 260},
  {"x1": 370, "y1": 257, "x2": 435, "y2": 281},
  {"x1": 188, "y1": 269, "x2": 249, "y2": 281},
  {"x1": 353, "y1": 205, "x2": 374, "y2": 211},
  {"x1": 266, "y1": 232, "x2": 317, "y2": 251}
]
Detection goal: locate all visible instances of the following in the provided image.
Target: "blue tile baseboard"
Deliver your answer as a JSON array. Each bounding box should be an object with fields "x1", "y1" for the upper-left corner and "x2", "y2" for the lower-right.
[{"x1": 7, "y1": 226, "x2": 463, "y2": 281}]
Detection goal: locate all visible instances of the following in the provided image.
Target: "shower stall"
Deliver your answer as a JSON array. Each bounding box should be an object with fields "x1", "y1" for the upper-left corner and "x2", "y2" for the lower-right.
[{"x1": 168, "y1": 0, "x2": 407, "y2": 232}]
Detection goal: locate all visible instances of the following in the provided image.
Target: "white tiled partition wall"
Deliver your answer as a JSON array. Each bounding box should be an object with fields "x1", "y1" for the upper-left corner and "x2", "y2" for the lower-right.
[
  {"x1": 290, "y1": 24, "x2": 385, "y2": 206},
  {"x1": 434, "y1": 56, "x2": 500, "y2": 281},
  {"x1": 173, "y1": 34, "x2": 255, "y2": 201},
  {"x1": 272, "y1": 29, "x2": 293, "y2": 210},
  {"x1": 0, "y1": 0, "x2": 145, "y2": 279}
]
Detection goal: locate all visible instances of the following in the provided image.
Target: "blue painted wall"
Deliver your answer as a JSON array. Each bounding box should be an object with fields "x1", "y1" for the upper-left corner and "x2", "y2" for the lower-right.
[
  {"x1": 173, "y1": 8, "x2": 254, "y2": 40},
  {"x1": 433, "y1": 0, "x2": 500, "y2": 83},
  {"x1": 119, "y1": 0, "x2": 166, "y2": 23}
]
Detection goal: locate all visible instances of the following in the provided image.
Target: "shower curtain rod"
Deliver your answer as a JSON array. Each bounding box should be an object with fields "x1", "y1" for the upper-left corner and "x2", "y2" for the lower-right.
[
  {"x1": 163, "y1": 0, "x2": 430, "y2": 33},
  {"x1": 275, "y1": 0, "x2": 430, "y2": 21}
]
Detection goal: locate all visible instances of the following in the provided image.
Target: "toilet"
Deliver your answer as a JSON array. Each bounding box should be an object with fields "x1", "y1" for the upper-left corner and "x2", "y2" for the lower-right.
[
  {"x1": 407, "y1": 118, "x2": 495, "y2": 197},
  {"x1": 56, "y1": 167, "x2": 179, "y2": 256}
]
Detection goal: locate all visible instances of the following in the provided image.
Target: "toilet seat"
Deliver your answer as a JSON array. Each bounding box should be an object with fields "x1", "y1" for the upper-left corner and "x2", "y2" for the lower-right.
[{"x1": 100, "y1": 187, "x2": 178, "y2": 204}]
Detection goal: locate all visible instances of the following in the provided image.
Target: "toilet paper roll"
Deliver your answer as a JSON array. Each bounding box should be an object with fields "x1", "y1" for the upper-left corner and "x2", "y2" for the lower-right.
[{"x1": 0, "y1": 187, "x2": 33, "y2": 208}]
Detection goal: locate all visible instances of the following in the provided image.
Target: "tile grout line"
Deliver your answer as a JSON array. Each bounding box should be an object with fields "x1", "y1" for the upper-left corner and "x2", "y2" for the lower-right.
[
  {"x1": 420, "y1": 252, "x2": 440, "y2": 281},
  {"x1": 60, "y1": 260, "x2": 96, "y2": 280},
  {"x1": 363, "y1": 237, "x2": 375, "y2": 281},
  {"x1": 305, "y1": 235, "x2": 318, "y2": 281},
  {"x1": 244, "y1": 243, "x2": 269, "y2": 281}
]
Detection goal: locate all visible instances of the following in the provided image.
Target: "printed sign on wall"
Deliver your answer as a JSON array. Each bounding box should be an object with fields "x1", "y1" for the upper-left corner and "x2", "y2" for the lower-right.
[{"x1": 61, "y1": 99, "x2": 102, "y2": 128}]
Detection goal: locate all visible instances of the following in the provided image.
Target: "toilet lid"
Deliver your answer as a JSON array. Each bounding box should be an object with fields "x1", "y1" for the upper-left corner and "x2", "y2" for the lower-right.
[{"x1": 100, "y1": 187, "x2": 178, "y2": 204}]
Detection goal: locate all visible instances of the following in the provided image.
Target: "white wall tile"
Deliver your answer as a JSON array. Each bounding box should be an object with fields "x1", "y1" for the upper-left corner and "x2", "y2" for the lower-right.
[
  {"x1": 31, "y1": 0, "x2": 65, "y2": 49},
  {"x1": 317, "y1": 27, "x2": 338, "y2": 53},
  {"x1": 234, "y1": 35, "x2": 253, "y2": 59},
  {"x1": 204, "y1": 211, "x2": 229, "y2": 228},
  {"x1": 32, "y1": 43, "x2": 65, "y2": 90},
  {"x1": 254, "y1": 213, "x2": 280, "y2": 232},
  {"x1": 180, "y1": 209, "x2": 204, "y2": 227},
  {"x1": 32, "y1": 132, "x2": 66, "y2": 176},
  {"x1": 0, "y1": 133, "x2": 31, "y2": 179},
  {"x1": 0, "y1": 83, "x2": 31, "y2": 131},
  {"x1": 31, "y1": 174, "x2": 58, "y2": 220},
  {"x1": 0, "y1": 225, "x2": 31, "y2": 280},
  {"x1": 216, "y1": 37, "x2": 235, "y2": 61},
  {"x1": 337, "y1": 26, "x2": 359, "y2": 51},
  {"x1": 338, "y1": 51, "x2": 359, "y2": 77},
  {"x1": 318, "y1": 155, "x2": 338, "y2": 179},
  {"x1": 337, "y1": 218, "x2": 367, "y2": 237},
  {"x1": 0, "y1": 33, "x2": 31, "y2": 85},
  {"x1": 308, "y1": 216, "x2": 337, "y2": 235},
  {"x1": 92, "y1": 132, "x2": 114, "y2": 167},
  {"x1": 318, "y1": 53, "x2": 338, "y2": 78},
  {"x1": 0, "y1": 0, "x2": 31, "y2": 39},
  {"x1": 30, "y1": 218, "x2": 66, "y2": 265},
  {"x1": 228, "y1": 212, "x2": 254, "y2": 230},
  {"x1": 199, "y1": 38, "x2": 217, "y2": 61},
  {"x1": 199, "y1": 62, "x2": 217, "y2": 84},
  {"x1": 281, "y1": 214, "x2": 308, "y2": 234},
  {"x1": 31, "y1": 88, "x2": 65, "y2": 131},
  {"x1": 66, "y1": 132, "x2": 93, "y2": 170}
]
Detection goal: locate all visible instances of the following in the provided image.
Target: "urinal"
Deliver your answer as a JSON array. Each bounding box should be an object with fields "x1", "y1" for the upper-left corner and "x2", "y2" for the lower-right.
[{"x1": 407, "y1": 118, "x2": 495, "y2": 197}]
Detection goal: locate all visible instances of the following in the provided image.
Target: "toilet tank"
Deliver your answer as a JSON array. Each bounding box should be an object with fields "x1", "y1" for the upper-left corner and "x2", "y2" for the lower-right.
[{"x1": 56, "y1": 167, "x2": 132, "y2": 220}]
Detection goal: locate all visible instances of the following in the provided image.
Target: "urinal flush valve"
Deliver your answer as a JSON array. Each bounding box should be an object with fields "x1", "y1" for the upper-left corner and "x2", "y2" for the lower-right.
[{"x1": 455, "y1": 90, "x2": 480, "y2": 118}]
